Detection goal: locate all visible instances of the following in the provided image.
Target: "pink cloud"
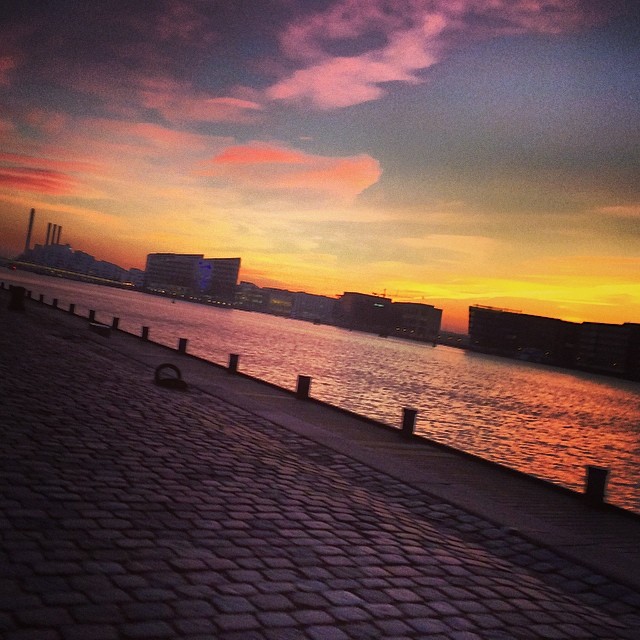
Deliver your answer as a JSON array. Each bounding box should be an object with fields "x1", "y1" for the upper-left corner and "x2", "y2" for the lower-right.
[
  {"x1": 268, "y1": 0, "x2": 610, "y2": 109},
  {"x1": 201, "y1": 142, "x2": 382, "y2": 198},
  {"x1": 0, "y1": 166, "x2": 77, "y2": 195},
  {"x1": 136, "y1": 77, "x2": 264, "y2": 124}
]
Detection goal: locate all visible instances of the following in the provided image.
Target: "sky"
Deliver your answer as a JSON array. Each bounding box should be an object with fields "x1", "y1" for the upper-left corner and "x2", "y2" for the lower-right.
[{"x1": 0, "y1": 0, "x2": 638, "y2": 332}]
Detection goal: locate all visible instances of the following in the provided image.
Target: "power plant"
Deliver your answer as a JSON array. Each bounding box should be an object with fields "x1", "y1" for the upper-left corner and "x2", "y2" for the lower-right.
[{"x1": 26, "y1": 209, "x2": 62, "y2": 248}]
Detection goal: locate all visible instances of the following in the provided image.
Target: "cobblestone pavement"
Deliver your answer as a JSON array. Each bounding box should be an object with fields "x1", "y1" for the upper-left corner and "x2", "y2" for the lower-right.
[{"x1": 1, "y1": 297, "x2": 639, "y2": 639}]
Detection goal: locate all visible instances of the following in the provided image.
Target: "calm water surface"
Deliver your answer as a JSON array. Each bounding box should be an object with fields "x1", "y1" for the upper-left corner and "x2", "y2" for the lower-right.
[{"x1": 5, "y1": 271, "x2": 640, "y2": 513}]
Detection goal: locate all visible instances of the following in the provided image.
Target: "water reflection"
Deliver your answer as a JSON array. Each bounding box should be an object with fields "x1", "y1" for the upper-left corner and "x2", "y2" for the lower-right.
[{"x1": 5, "y1": 271, "x2": 640, "y2": 513}]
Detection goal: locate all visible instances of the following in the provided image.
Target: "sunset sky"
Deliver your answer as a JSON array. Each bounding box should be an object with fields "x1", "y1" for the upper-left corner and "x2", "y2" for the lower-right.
[{"x1": 1, "y1": 0, "x2": 638, "y2": 331}]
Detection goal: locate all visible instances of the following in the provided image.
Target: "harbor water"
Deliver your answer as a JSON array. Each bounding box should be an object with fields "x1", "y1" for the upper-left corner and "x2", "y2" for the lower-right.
[{"x1": 4, "y1": 271, "x2": 640, "y2": 514}]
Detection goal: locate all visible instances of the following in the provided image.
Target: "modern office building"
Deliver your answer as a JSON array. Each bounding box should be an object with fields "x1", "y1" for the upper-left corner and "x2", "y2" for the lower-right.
[
  {"x1": 144, "y1": 253, "x2": 240, "y2": 299},
  {"x1": 468, "y1": 305, "x2": 639, "y2": 379},
  {"x1": 577, "y1": 322, "x2": 640, "y2": 379},
  {"x1": 390, "y1": 302, "x2": 442, "y2": 343},
  {"x1": 199, "y1": 257, "x2": 241, "y2": 302},
  {"x1": 290, "y1": 292, "x2": 337, "y2": 324},
  {"x1": 468, "y1": 305, "x2": 578, "y2": 366},
  {"x1": 333, "y1": 292, "x2": 393, "y2": 334},
  {"x1": 144, "y1": 253, "x2": 203, "y2": 295}
]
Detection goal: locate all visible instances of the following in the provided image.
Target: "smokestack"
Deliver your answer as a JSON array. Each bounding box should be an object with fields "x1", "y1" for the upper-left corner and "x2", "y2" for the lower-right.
[
  {"x1": 52, "y1": 224, "x2": 58, "y2": 245},
  {"x1": 24, "y1": 208, "x2": 35, "y2": 252},
  {"x1": 56, "y1": 225, "x2": 62, "y2": 245},
  {"x1": 45, "y1": 222, "x2": 52, "y2": 245}
]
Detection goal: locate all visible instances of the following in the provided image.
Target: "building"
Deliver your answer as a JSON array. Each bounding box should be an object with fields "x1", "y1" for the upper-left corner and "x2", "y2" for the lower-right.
[
  {"x1": 390, "y1": 302, "x2": 442, "y2": 343},
  {"x1": 144, "y1": 253, "x2": 241, "y2": 298},
  {"x1": 199, "y1": 257, "x2": 241, "y2": 302},
  {"x1": 291, "y1": 292, "x2": 337, "y2": 324},
  {"x1": 577, "y1": 322, "x2": 640, "y2": 379},
  {"x1": 468, "y1": 305, "x2": 578, "y2": 366},
  {"x1": 333, "y1": 292, "x2": 393, "y2": 334},
  {"x1": 468, "y1": 305, "x2": 640, "y2": 380},
  {"x1": 144, "y1": 253, "x2": 203, "y2": 295}
]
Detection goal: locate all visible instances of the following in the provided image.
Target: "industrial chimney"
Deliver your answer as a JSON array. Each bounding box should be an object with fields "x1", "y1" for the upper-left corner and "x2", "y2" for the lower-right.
[
  {"x1": 45, "y1": 222, "x2": 52, "y2": 245},
  {"x1": 24, "y1": 208, "x2": 35, "y2": 252},
  {"x1": 56, "y1": 225, "x2": 62, "y2": 245},
  {"x1": 52, "y1": 224, "x2": 58, "y2": 245}
]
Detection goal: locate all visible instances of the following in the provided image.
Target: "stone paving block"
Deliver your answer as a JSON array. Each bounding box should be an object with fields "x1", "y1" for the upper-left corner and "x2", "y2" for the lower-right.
[
  {"x1": 215, "y1": 612, "x2": 261, "y2": 631},
  {"x1": 307, "y1": 625, "x2": 350, "y2": 640},
  {"x1": 60, "y1": 623, "x2": 119, "y2": 640},
  {"x1": 120, "y1": 621, "x2": 175, "y2": 638},
  {"x1": 1, "y1": 298, "x2": 640, "y2": 640}
]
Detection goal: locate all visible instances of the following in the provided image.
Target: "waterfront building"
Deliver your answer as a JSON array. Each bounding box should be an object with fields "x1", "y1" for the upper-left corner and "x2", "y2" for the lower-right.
[
  {"x1": 291, "y1": 292, "x2": 337, "y2": 323},
  {"x1": 468, "y1": 305, "x2": 578, "y2": 366},
  {"x1": 334, "y1": 292, "x2": 393, "y2": 334},
  {"x1": 126, "y1": 268, "x2": 145, "y2": 288},
  {"x1": 577, "y1": 322, "x2": 640, "y2": 379},
  {"x1": 235, "y1": 281, "x2": 266, "y2": 311},
  {"x1": 144, "y1": 253, "x2": 202, "y2": 295},
  {"x1": 390, "y1": 302, "x2": 442, "y2": 343},
  {"x1": 468, "y1": 305, "x2": 640, "y2": 380},
  {"x1": 199, "y1": 257, "x2": 241, "y2": 302},
  {"x1": 144, "y1": 253, "x2": 241, "y2": 298}
]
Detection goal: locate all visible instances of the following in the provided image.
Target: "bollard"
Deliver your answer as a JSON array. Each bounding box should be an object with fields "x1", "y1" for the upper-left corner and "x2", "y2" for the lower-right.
[
  {"x1": 585, "y1": 465, "x2": 609, "y2": 506},
  {"x1": 296, "y1": 375, "x2": 312, "y2": 400},
  {"x1": 52, "y1": 298, "x2": 58, "y2": 308},
  {"x1": 68, "y1": 303, "x2": 75, "y2": 314},
  {"x1": 26, "y1": 290, "x2": 32, "y2": 299},
  {"x1": 8, "y1": 285, "x2": 26, "y2": 311},
  {"x1": 228, "y1": 353, "x2": 239, "y2": 374},
  {"x1": 39, "y1": 294, "x2": 44, "y2": 303},
  {"x1": 112, "y1": 317, "x2": 120, "y2": 330},
  {"x1": 402, "y1": 408, "x2": 418, "y2": 438},
  {"x1": 141, "y1": 326, "x2": 150, "y2": 340},
  {"x1": 88, "y1": 309, "x2": 96, "y2": 322},
  {"x1": 178, "y1": 338, "x2": 188, "y2": 354}
]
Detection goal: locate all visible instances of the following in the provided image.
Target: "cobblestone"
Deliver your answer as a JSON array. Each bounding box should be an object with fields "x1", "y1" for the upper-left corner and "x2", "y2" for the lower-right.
[{"x1": 1, "y1": 293, "x2": 639, "y2": 639}]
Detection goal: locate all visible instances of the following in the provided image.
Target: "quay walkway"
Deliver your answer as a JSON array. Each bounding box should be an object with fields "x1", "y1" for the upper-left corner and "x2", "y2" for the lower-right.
[{"x1": 1, "y1": 289, "x2": 639, "y2": 639}]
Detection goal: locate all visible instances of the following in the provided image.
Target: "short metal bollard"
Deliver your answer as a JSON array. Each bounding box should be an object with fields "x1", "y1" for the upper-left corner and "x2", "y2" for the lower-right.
[
  {"x1": 585, "y1": 465, "x2": 609, "y2": 506},
  {"x1": 141, "y1": 326, "x2": 150, "y2": 340},
  {"x1": 68, "y1": 303, "x2": 75, "y2": 314},
  {"x1": 402, "y1": 408, "x2": 418, "y2": 437},
  {"x1": 112, "y1": 317, "x2": 119, "y2": 330},
  {"x1": 296, "y1": 375, "x2": 312, "y2": 400},
  {"x1": 39, "y1": 294, "x2": 44, "y2": 303},
  {"x1": 8, "y1": 285, "x2": 26, "y2": 311},
  {"x1": 88, "y1": 309, "x2": 96, "y2": 322},
  {"x1": 228, "y1": 353, "x2": 239, "y2": 374},
  {"x1": 178, "y1": 338, "x2": 188, "y2": 354},
  {"x1": 52, "y1": 298, "x2": 58, "y2": 308}
]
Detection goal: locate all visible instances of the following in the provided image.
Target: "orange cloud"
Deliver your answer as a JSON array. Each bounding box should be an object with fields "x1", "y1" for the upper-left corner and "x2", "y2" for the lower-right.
[
  {"x1": 597, "y1": 204, "x2": 640, "y2": 218},
  {"x1": 0, "y1": 167, "x2": 77, "y2": 195},
  {"x1": 201, "y1": 142, "x2": 382, "y2": 198}
]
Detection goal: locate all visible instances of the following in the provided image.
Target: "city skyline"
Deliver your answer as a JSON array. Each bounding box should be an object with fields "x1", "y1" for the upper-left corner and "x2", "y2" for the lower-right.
[{"x1": 1, "y1": 1, "x2": 639, "y2": 333}]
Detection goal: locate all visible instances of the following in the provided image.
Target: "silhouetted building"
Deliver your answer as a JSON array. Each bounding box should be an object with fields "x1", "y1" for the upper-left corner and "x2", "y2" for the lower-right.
[
  {"x1": 468, "y1": 305, "x2": 578, "y2": 367},
  {"x1": 144, "y1": 253, "x2": 202, "y2": 295},
  {"x1": 577, "y1": 322, "x2": 640, "y2": 379},
  {"x1": 144, "y1": 253, "x2": 241, "y2": 298},
  {"x1": 391, "y1": 302, "x2": 442, "y2": 343},
  {"x1": 468, "y1": 305, "x2": 640, "y2": 380},
  {"x1": 235, "y1": 282, "x2": 267, "y2": 311},
  {"x1": 199, "y1": 257, "x2": 241, "y2": 302},
  {"x1": 334, "y1": 292, "x2": 392, "y2": 334},
  {"x1": 291, "y1": 292, "x2": 337, "y2": 323}
]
